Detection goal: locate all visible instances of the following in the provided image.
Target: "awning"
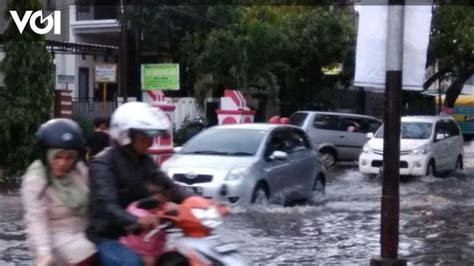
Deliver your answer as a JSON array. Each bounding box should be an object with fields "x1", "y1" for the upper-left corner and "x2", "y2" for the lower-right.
[{"x1": 0, "y1": 34, "x2": 118, "y2": 56}]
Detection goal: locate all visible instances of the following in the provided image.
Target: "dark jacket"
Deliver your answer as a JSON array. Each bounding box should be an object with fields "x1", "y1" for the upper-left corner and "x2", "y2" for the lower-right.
[
  {"x1": 86, "y1": 131, "x2": 110, "y2": 158},
  {"x1": 86, "y1": 145, "x2": 191, "y2": 241}
]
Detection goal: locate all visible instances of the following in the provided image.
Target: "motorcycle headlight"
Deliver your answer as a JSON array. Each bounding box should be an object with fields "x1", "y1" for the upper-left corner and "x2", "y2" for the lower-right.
[
  {"x1": 225, "y1": 165, "x2": 251, "y2": 181},
  {"x1": 190, "y1": 207, "x2": 223, "y2": 229}
]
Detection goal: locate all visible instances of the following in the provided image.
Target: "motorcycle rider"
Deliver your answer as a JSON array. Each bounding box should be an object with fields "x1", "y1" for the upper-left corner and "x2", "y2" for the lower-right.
[{"x1": 86, "y1": 102, "x2": 192, "y2": 265}]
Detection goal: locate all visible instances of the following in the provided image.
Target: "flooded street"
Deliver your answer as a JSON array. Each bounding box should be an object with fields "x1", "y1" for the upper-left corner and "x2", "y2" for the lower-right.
[
  {"x1": 222, "y1": 168, "x2": 474, "y2": 264},
  {"x1": 1, "y1": 143, "x2": 474, "y2": 265}
]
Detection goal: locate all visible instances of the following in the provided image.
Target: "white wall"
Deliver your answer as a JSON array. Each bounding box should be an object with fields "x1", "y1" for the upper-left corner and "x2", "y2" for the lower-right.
[
  {"x1": 51, "y1": 5, "x2": 116, "y2": 99},
  {"x1": 53, "y1": 52, "x2": 112, "y2": 99},
  {"x1": 165, "y1": 97, "x2": 204, "y2": 129}
]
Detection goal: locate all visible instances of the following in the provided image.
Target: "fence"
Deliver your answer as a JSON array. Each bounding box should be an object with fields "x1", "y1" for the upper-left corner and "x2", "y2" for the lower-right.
[
  {"x1": 72, "y1": 99, "x2": 117, "y2": 120},
  {"x1": 71, "y1": 97, "x2": 204, "y2": 130}
]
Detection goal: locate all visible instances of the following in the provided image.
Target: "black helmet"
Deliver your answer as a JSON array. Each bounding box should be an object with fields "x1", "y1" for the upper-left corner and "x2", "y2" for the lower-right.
[{"x1": 36, "y1": 118, "x2": 85, "y2": 152}]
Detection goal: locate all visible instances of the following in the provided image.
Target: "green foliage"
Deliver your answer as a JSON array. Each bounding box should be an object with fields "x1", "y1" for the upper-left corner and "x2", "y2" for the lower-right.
[
  {"x1": 429, "y1": 3, "x2": 473, "y2": 107},
  {"x1": 0, "y1": 0, "x2": 54, "y2": 176},
  {"x1": 173, "y1": 117, "x2": 207, "y2": 146},
  {"x1": 431, "y1": 4, "x2": 473, "y2": 76},
  {"x1": 177, "y1": 6, "x2": 355, "y2": 112}
]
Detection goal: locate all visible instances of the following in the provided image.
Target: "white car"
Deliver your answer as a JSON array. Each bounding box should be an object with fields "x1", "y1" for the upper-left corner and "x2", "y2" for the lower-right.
[
  {"x1": 161, "y1": 124, "x2": 325, "y2": 205},
  {"x1": 359, "y1": 116, "x2": 464, "y2": 177}
]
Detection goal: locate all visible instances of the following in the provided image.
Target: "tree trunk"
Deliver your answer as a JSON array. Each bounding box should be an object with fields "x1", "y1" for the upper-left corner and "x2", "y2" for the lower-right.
[
  {"x1": 444, "y1": 72, "x2": 471, "y2": 108},
  {"x1": 423, "y1": 68, "x2": 449, "y2": 90}
]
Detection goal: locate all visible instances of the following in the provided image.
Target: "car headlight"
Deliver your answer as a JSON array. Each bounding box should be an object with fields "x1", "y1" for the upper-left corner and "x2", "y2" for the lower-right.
[
  {"x1": 190, "y1": 207, "x2": 223, "y2": 229},
  {"x1": 225, "y1": 165, "x2": 251, "y2": 181},
  {"x1": 363, "y1": 144, "x2": 372, "y2": 153},
  {"x1": 411, "y1": 145, "x2": 430, "y2": 155}
]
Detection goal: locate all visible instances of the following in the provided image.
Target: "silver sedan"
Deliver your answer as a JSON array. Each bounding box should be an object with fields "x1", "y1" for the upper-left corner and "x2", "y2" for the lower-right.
[{"x1": 161, "y1": 123, "x2": 326, "y2": 205}]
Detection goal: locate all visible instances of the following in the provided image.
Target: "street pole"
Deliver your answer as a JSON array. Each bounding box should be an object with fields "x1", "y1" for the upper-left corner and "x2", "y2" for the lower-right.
[
  {"x1": 134, "y1": 0, "x2": 142, "y2": 101},
  {"x1": 120, "y1": 0, "x2": 128, "y2": 102},
  {"x1": 370, "y1": 1, "x2": 407, "y2": 265}
]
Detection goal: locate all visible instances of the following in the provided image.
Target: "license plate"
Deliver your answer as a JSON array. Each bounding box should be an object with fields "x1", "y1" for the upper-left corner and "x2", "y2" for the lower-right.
[
  {"x1": 181, "y1": 185, "x2": 203, "y2": 195},
  {"x1": 213, "y1": 243, "x2": 240, "y2": 254}
]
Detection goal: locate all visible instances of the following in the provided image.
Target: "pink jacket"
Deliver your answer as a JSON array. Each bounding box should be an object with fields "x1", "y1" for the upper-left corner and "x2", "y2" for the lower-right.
[
  {"x1": 120, "y1": 201, "x2": 167, "y2": 257},
  {"x1": 21, "y1": 160, "x2": 96, "y2": 264}
]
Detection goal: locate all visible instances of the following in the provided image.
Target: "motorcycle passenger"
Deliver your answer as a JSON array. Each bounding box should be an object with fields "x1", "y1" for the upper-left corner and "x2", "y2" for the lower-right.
[
  {"x1": 86, "y1": 102, "x2": 192, "y2": 266},
  {"x1": 21, "y1": 119, "x2": 97, "y2": 266}
]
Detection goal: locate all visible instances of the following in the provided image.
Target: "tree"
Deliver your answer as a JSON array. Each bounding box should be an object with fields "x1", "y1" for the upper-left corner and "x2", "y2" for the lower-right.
[
  {"x1": 277, "y1": 7, "x2": 355, "y2": 113},
  {"x1": 177, "y1": 6, "x2": 355, "y2": 114},
  {"x1": 0, "y1": 0, "x2": 54, "y2": 176},
  {"x1": 425, "y1": 3, "x2": 473, "y2": 108}
]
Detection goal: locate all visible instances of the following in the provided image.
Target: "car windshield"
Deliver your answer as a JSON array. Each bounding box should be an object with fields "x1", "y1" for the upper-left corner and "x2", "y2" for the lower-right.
[
  {"x1": 375, "y1": 122, "x2": 433, "y2": 139},
  {"x1": 289, "y1": 113, "x2": 308, "y2": 127},
  {"x1": 181, "y1": 128, "x2": 266, "y2": 156}
]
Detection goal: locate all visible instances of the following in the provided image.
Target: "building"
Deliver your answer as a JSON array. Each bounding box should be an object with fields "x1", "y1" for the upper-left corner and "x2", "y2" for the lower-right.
[{"x1": 0, "y1": 0, "x2": 119, "y2": 108}]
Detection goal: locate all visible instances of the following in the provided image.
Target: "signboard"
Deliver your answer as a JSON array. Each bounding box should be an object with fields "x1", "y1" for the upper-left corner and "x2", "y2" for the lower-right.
[
  {"x1": 95, "y1": 64, "x2": 117, "y2": 83},
  {"x1": 58, "y1": 74, "x2": 74, "y2": 84},
  {"x1": 354, "y1": 3, "x2": 432, "y2": 91},
  {"x1": 141, "y1": 64, "x2": 179, "y2": 91}
]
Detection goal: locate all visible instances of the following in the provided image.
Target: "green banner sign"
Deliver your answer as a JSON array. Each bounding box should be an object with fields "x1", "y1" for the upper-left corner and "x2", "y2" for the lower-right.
[{"x1": 141, "y1": 64, "x2": 180, "y2": 91}]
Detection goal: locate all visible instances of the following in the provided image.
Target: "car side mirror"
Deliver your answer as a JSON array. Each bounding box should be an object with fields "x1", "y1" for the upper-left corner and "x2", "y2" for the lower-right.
[
  {"x1": 435, "y1": 133, "x2": 446, "y2": 141},
  {"x1": 270, "y1": 151, "x2": 288, "y2": 161},
  {"x1": 367, "y1": 132, "x2": 374, "y2": 139},
  {"x1": 173, "y1": 147, "x2": 183, "y2": 153}
]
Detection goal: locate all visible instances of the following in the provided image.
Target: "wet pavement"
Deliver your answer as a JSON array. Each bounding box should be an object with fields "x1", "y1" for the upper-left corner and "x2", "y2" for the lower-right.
[{"x1": 1, "y1": 142, "x2": 474, "y2": 265}]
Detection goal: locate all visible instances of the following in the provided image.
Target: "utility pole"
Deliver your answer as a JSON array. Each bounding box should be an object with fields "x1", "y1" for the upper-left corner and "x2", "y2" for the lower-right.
[
  {"x1": 134, "y1": 0, "x2": 143, "y2": 101},
  {"x1": 370, "y1": 0, "x2": 407, "y2": 265},
  {"x1": 119, "y1": 0, "x2": 128, "y2": 102}
]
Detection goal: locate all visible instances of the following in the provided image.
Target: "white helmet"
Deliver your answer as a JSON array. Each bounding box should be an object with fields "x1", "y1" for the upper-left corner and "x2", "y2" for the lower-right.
[{"x1": 110, "y1": 102, "x2": 171, "y2": 146}]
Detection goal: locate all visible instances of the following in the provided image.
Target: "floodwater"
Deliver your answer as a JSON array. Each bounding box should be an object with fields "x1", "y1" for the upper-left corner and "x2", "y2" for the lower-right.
[{"x1": 1, "y1": 143, "x2": 474, "y2": 265}]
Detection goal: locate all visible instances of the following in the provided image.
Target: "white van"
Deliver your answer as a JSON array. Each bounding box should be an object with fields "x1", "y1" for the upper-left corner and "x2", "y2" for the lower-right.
[{"x1": 359, "y1": 116, "x2": 464, "y2": 176}]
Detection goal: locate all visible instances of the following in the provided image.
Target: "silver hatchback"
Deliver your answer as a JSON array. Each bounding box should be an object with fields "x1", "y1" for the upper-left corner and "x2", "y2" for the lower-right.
[
  {"x1": 161, "y1": 124, "x2": 325, "y2": 205},
  {"x1": 290, "y1": 111, "x2": 382, "y2": 167}
]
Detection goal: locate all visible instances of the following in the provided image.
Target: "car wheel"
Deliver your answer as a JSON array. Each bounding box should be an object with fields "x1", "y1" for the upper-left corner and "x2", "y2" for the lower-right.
[
  {"x1": 319, "y1": 150, "x2": 336, "y2": 167},
  {"x1": 312, "y1": 174, "x2": 326, "y2": 193},
  {"x1": 426, "y1": 160, "x2": 436, "y2": 177},
  {"x1": 251, "y1": 183, "x2": 269, "y2": 204},
  {"x1": 455, "y1": 155, "x2": 463, "y2": 170}
]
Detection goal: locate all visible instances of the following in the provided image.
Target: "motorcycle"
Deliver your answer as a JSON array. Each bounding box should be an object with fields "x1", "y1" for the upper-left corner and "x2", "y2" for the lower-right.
[{"x1": 146, "y1": 196, "x2": 248, "y2": 266}]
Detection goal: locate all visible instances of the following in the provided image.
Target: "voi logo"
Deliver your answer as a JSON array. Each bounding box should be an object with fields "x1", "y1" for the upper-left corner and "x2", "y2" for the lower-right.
[{"x1": 9, "y1": 10, "x2": 61, "y2": 35}]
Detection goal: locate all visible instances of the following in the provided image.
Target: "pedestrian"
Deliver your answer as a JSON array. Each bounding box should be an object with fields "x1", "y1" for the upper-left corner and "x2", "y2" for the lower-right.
[
  {"x1": 21, "y1": 118, "x2": 97, "y2": 266},
  {"x1": 86, "y1": 102, "x2": 192, "y2": 266},
  {"x1": 86, "y1": 117, "x2": 110, "y2": 159}
]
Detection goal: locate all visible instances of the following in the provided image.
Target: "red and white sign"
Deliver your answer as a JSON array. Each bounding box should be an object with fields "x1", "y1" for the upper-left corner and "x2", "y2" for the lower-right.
[
  {"x1": 216, "y1": 89, "x2": 255, "y2": 125},
  {"x1": 142, "y1": 90, "x2": 176, "y2": 165}
]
